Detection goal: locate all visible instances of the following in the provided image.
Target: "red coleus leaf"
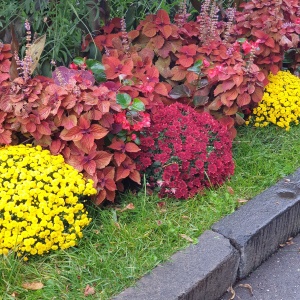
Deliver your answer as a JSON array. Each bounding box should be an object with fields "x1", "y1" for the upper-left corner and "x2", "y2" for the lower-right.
[
  {"x1": 154, "y1": 82, "x2": 172, "y2": 96},
  {"x1": 84, "y1": 160, "x2": 97, "y2": 176},
  {"x1": 232, "y1": 75, "x2": 244, "y2": 87},
  {"x1": 0, "y1": 129, "x2": 11, "y2": 144},
  {"x1": 177, "y1": 56, "x2": 194, "y2": 68},
  {"x1": 129, "y1": 170, "x2": 141, "y2": 184},
  {"x1": 105, "y1": 179, "x2": 117, "y2": 191},
  {"x1": 142, "y1": 22, "x2": 158, "y2": 37},
  {"x1": 171, "y1": 66, "x2": 187, "y2": 81},
  {"x1": 255, "y1": 72, "x2": 265, "y2": 82},
  {"x1": 208, "y1": 97, "x2": 223, "y2": 111},
  {"x1": 95, "y1": 151, "x2": 113, "y2": 169},
  {"x1": 60, "y1": 127, "x2": 82, "y2": 141},
  {"x1": 116, "y1": 165, "x2": 131, "y2": 181},
  {"x1": 224, "y1": 104, "x2": 238, "y2": 115},
  {"x1": 157, "y1": 40, "x2": 182, "y2": 59},
  {"x1": 128, "y1": 30, "x2": 139, "y2": 41},
  {"x1": 237, "y1": 93, "x2": 251, "y2": 106},
  {"x1": 61, "y1": 114, "x2": 77, "y2": 130},
  {"x1": 125, "y1": 142, "x2": 140, "y2": 153},
  {"x1": 269, "y1": 64, "x2": 280, "y2": 74},
  {"x1": 150, "y1": 35, "x2": 165, "y2": 49},
  {"x1": 49, "y1": 139, "x2": 65, "y2": 155},
  {"x1": 253, "y1": 30, "x2": 275, "y2": 48},
  {"x1": 220, "y1": 89, "x2": 239, "y2": 106},
  {"x1": 160, "y1": 25, "x2": 172, "y2": 39},
  {"x1": 90, "y1": 124, "x2": 109, "y2": 139},
  {"x1": 222, "y1": 80, "x2": 236, "y2": 92},
  {"x1": 60, "y1": 116, "x2": 108, "y2": 143},
  {"x1": 108, "y1": 139, "x2": 124, "y2": 151},
  {"x1": 156, "y1": 9, "x2": 171, "y2": 25},
  {"x1": 0, "y1": 59, "x2": 10, "y2": 73},
  {"x1": 214, "y1": 84, "x2": 224, "y2": 96},
  {"x1": 114, "y1": 152, "x2": 127, "y2": 166},
  {"x1": 76, "y1": 134, "x2": 96, "y2": 153},
  {"x1": 252, "y1": 87, "x2": 264, "y2": 102},
  {"x1": 94, "y1": 190, "x2": 107, "y2": 205},
  {"x1": 37, "y1": 106, "x2": 51, "y2": 120},
  {"x1": 37, "y1": 121, "x2": 52, "y2": 135},
  {"x1": 0, "y1": 73, "x2": 10, "y2": 84},
  {"x1": 102, "y1": 56, "x2": 133, "y2": 79}
]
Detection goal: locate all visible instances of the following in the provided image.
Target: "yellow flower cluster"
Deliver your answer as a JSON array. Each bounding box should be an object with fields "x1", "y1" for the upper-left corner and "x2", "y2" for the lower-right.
[
  {"x1": 246, "y1": 71, "x2": 300, "y2": 131},
  {"x1": 0, "y1": 144, "x2": 97, "y2": 259}
]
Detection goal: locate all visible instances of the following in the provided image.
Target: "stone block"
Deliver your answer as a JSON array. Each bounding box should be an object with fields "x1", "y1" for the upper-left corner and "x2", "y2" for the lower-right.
[
  {"x1": 212, "y1": 170, "x2": 300, "y2": 279},
  {"x1": 113, "y1": 230, "x2": 239, "y2": 300}
]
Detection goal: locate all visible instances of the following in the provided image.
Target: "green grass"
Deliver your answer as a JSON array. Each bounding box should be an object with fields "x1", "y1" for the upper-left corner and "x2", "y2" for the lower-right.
[{"x1": 2, "y1": 124, "x2": 300, "y2": 299}]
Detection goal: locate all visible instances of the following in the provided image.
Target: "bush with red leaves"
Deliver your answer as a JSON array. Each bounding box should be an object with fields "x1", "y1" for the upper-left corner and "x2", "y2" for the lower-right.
[{"x1": 131, "y1": 103, "x2": 234, "y2": 199}]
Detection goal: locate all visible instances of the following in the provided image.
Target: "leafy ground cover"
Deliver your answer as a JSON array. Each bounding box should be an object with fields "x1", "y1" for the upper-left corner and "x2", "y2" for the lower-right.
[{"x1": 1, "y1": 123, "x2": 300, "y2": 299}]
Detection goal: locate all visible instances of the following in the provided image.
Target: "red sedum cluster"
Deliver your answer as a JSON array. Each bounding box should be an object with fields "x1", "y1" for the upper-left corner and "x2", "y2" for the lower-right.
[{"x1": 131, "y1": 103, "x2": 234, "y2": 199}]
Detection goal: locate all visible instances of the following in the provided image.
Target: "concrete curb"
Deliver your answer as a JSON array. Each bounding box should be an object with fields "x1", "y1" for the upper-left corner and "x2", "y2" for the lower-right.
[{"x1": 113, "y1": 168, "x2": 300, "y2": 300}]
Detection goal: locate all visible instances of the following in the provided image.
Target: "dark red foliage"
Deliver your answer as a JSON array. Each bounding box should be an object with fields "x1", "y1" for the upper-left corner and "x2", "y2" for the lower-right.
[{"x1": 131, "y1": 103, "x2": 234, "y2": 199}]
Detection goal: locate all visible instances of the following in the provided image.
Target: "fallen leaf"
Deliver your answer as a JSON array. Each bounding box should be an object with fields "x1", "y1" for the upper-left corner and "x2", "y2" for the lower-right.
[
  {"x1": 84, "y1": 284, "x2": 96, "y2": 296},
  {"x1": 182, "y1": 215, "x2": 189, "y2": 219},
  {"x1": 179, "y1": 234, "x2": 194, "y2": 243},
  {"x1": 280, "y1": 237, "x2": 294, "y2": 247},
  {"x1": 157, "y1": 201, "x2": 166, "y2": 208},
  {"x1": 227, "y1": 186, "x2": 234, "y2": 195},
  {"x1": 237, "y1": 199, "x2": 248, "y2": 203},
  {"x1": 11, "y1": 292, "x2": 18, "y2": 298},
  {"x1": 237, "y1": 283, "x2": 253, "y2": 296},
  {"x1": 156, "y1": 220, "x2": 162, "y2": 226},
  {"x1": 285, "y1": 179, "x2": 291, "y2": 183},
  {"x1": 228, "y1": 285, "x2": 236, "y2": 300},
  {"x1": 120, "y1": 203, "x2": 135, "y2": 212},
  {"x1": 114, "y1": 222, "x2": 120, "y2": 229},
  {"x1": 22, "y1": 282, "x2": 44, "y2": 290}
]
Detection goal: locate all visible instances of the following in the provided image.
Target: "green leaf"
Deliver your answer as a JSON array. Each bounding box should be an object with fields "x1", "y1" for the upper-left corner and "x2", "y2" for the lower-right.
[
  {"x1": 187, "y1": 60, "x2": 203, "y2": 74},
  {"x1": 116, "y1": 93, "x2": 132, "y2": 109},
  {"x1": 86, "y1": 59, "x2": 106, "y2": 82},
  {"x1": 134, "y1": 136, "x2": 141, "y2": 145},
  {"x1": 88, "y1": 43, "x2": 102, "y2": 61},
  {"x1": 237, "y1": 38, "x2": 247, "y2": 43},
  {"x1": 73, "y1": 57, "x2": 85, "y2": 65},
  {"x1": 130, "y1": 98, "x2": 145, "y2": 111}
]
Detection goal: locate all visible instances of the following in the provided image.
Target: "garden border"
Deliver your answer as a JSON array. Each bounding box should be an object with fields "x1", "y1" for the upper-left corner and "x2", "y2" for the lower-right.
[{"x1": 113, "y1": 167, "x2": 300, "y2": 300}]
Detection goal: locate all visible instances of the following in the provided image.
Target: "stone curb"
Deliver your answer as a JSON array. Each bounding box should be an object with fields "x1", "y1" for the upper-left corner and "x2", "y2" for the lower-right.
[{"x1": 113, "y1": 168, "x2": 300, "y2": 300}]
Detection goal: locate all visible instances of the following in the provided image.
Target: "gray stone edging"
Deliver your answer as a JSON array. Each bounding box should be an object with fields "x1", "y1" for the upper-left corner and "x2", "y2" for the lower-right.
[{"x1": 113, "y1": 168, "x2": 300, "y2": 300}]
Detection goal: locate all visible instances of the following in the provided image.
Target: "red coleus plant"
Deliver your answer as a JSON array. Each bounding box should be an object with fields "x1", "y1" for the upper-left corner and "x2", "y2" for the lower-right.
[
  {"x1": 234, "y1": 0, "x2": 300, "y2": 75},
  {"x1": 84, "y1": 1, "x2": 300, "y2": 137},
  {"x1": 131, "y1": 102, "x2": 234, "y2": 199},
  {"x1": 0, "y1": 43, "x2": 152, "y2": 205}
]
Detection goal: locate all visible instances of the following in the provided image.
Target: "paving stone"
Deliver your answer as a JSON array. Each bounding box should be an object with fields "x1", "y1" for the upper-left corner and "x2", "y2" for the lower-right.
[
  {"x1": 113, "y1": 230, "x2": 240, "y2": 300},
  {"x1": 212, "y1": 169, "x2": 300, "y2": 279}
]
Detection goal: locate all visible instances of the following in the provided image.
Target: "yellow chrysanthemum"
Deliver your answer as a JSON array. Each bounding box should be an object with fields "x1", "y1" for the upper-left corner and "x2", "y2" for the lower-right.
[
  {"x1": 0, "y1": 145, "x2": 97, "y2": 259},
  {"x1": 248, "y1": 71, "x2": 300, "y2": 131}
]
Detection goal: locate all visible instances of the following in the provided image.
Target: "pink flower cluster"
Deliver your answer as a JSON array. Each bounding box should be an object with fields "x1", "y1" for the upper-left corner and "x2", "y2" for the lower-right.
[{"x1": 132, "y1": 103, "x2": 234, "y2": 199}]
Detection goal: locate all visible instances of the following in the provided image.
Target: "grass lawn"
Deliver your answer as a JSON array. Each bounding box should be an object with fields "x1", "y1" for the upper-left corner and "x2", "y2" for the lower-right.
[{"x1": 1, "y1": 124, "x2": 300, "y2": 299}]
